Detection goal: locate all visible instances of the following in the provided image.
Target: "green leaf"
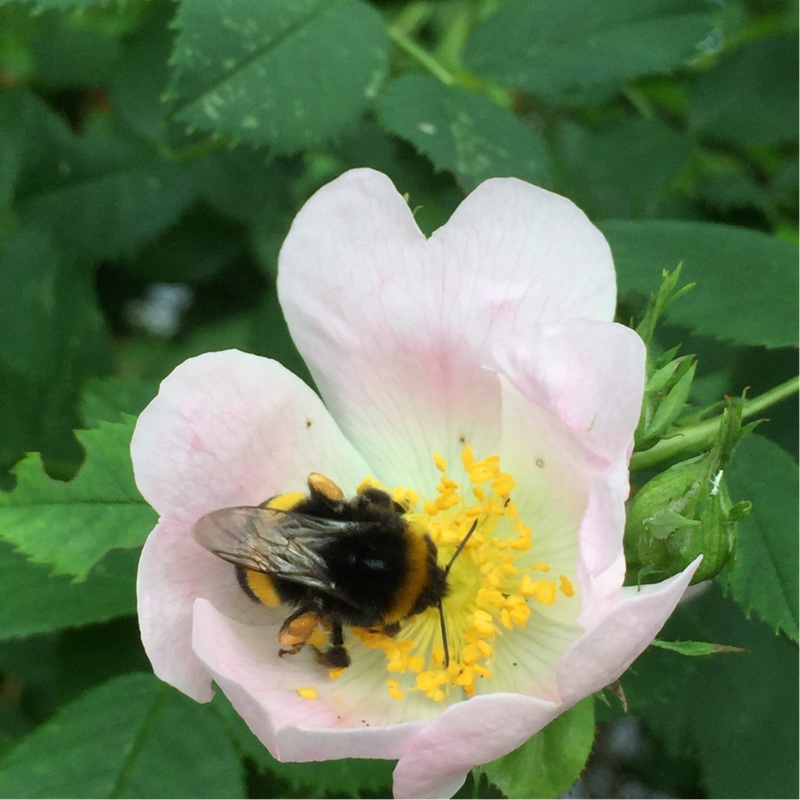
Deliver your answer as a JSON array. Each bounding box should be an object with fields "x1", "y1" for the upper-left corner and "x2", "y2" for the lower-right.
[
  {"x1": 167, "y1": 0, "x2": 389, "y2": 153},
  {"x1": 30, "y1": 19, "x2": 122, "y2": 89},
  {"x1": 650, "y1": 638, "x2": 745, "y2": 656},
  {"x1": 482, "y1": 697, "x2": 595, "y2": 798},
  {"x1": 79, "y1": 376, "x2": 158, "y2": 428},
  {"x1": 0, "y1": 541, "x2": 137, "y2": 639},
  {"x1": 554, "y1": 118, "x2": 694, "y2": 219},
  {"x1": 0, "y1": 227, "x2": 111, "y2": 471},
  {"x1": 463, "y1": 0, "x2": 713, "y2": 100},
  {"x1": 725, "y1": 435, "x2": 799, "y2": 642},
  {"x1": 109, "y1": 1, "x2": 175, "y2": 142},
  {"x1": 600, "y1": 220, "x2": 799, "y2": 348},
  {"x1": 15, "y1": 116, "x2": 197, "y2": 261},
  {"x1": 0, "y1": 416, "x2": 156, "y2": 580},
  {"x1": 688, "y1": 35, "x2": 798, "y2": 146},
  {"x1": 0, "y1": 228, "x2": 107, "y2": 385},
  {"x1": 642, "y1": 587, "x2": 798, "y2": 799},
  {"x1": 0, "y1": 673, "x2": 244, "y2": 798},
  {"x1": 377, "y1": 75, "x2": 550, "y2": 191},
  {"x1": 0, "y1": 0, "x2": 129, "y2": 9}
]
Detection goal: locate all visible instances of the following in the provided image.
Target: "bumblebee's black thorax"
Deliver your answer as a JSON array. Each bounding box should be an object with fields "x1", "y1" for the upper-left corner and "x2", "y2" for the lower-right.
[{"x1": 275, "y1": 486, "x2": 445, "y2": 627}]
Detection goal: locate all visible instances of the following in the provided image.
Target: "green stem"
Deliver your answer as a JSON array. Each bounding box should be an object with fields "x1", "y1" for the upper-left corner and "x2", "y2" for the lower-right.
[
  {"x1": 388, "y1": 25, "x2": 456, "y2": 85},
  {"x1": 631, "y1": 375, "x2": 799, "y2": 471}
]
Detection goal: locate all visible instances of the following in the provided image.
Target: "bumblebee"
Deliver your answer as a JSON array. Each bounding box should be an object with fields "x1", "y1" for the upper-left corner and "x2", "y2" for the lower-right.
[{"x1": 192, "y1": 473, "x2": 464, "y2": 669}]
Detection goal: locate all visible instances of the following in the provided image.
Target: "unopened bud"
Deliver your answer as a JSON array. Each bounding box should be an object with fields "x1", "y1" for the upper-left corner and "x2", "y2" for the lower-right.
[{"x1": 626, "y1": 396, "x2": 754, "y2": 585}]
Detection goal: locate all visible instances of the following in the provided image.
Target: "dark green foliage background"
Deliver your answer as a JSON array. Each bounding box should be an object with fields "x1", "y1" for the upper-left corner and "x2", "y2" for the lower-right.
[{"x1": 0, "y1": 0, "x2": 796, "y2": 797}]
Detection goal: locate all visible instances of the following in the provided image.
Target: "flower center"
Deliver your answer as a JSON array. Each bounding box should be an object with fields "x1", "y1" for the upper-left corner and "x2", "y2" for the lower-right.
[{"x1": 344, "y1": 444, "x2": 576, "y2": 703}]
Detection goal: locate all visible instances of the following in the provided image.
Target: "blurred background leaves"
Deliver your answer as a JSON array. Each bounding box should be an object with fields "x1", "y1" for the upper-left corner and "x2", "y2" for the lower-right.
[{"x1": 0, "y1": 0, "x2": 796, "y2": 797}]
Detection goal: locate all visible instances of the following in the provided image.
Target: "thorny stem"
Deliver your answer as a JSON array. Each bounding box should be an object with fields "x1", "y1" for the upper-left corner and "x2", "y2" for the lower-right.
[{"x1": 630, "y1": 376, "x2": 799, "y2": 471}]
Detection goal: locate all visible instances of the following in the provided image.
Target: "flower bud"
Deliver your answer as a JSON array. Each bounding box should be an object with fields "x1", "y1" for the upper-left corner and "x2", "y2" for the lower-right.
[{"x1": 625, "y1": 397, "x2": 754, "y2": 585}]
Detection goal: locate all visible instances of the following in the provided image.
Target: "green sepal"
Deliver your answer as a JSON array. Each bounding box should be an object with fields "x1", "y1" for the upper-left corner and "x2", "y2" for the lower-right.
[
  {"x1": 626, "y1": 394, "x2": 753, "y2": 584},
  {"x1": 650, "y1": 639, "x2": 747, "y2": 656}
]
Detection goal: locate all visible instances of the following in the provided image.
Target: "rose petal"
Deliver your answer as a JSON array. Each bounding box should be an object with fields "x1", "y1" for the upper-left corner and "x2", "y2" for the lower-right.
[
  {"x1": 137, "y1": 518, "x2": 214, "y2": 701},
  {"x1": 575, "y1": 454, "x2": 631, "y2": 618},
  {"x1": 192, "y1": 600, "x2": 421, "y2": 759},
  {"x1": 138, "y1": 516, "x2": 281, "y2": 701},
  {"x1": 557, "y1": 557, "x2": 702, "y2": 705},
  {"x1": 131, "y1": 350, "x2": 371, "y2": 519},
  {"x1": 498, "y1": 377, "x2": 597, "y2": 579},
  {"x1": 278, "y1": 169, "x2": 616, "y2": 489},
  {"x1": 493, "y1": 320, "x2": 645, "y2": 464},
  {"x1": 392, "y1": 692, "x2": 560, "y2": 799}
]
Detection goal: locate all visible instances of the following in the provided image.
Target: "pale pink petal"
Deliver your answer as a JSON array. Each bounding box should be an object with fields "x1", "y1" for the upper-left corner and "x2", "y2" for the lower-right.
[
  {"x1": 137, "y1": 518, "x2": 215, "y2": 701},
  {"x1": 575, "y1": 455, "x2": 631, "y2": 618},
  {"x1": 392, "y1": 693, "x2": 560, "y2": 799},
  {"x1": 497, "y1": 377, "x2": 594, "y2": 586},
  {"x1": 137, "y1": 516, "x2": 275, "y2": 701},
  {"x1": 577, "y1": 550, "x2": 627, "y2": 630},
  {"x1": 131, "y1": 350, "x2": 371, "y2": 520},
  {"x1": 192, "y1": 600, "x2": 421, "y2": 759},
  {"x1": 493, "y1": 320, "x2": 645, "y2": 464},
  {"x1": 278, "y1": 169, "x2": 616, "y2": 489},
  {"x1": 557, "y1": 558, "x2": 701, "y2": 705}
]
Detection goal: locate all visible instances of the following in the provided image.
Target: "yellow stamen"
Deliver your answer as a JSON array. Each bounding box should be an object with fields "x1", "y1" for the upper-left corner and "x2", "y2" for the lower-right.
[
  {"x1": 336, "y1": 445, "x2": 577, "y2": 703},
  {"x1": 387, "y1": 680, "x2": 404, "y2": 700},
  {"x1": 297, "y1": 687, "x2": 317, "y2": 700}
]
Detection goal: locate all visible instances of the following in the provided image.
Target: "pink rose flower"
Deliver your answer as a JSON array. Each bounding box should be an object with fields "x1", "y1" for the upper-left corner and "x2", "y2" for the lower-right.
[{"x1": 132, "y1": 169, "x2": 698, "y2": 798}]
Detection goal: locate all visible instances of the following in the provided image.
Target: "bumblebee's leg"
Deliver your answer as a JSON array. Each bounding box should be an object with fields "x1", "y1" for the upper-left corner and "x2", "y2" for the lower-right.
[
  {"x1": 319, "y1": 619, "x2": 351, "y2": 669},
  {"x1": 278, "y1": 607, "x2": 321, "y2": 657},
  {"x1": 365, "y1": 620, "x2": 401, "y2": 637}
]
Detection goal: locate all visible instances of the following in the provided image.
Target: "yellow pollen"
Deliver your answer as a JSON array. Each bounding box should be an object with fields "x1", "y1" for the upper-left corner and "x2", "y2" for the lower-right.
[
  {"x1": 342, "y1": 444, "x2": 576, "y2": 704},
  {"x1": 297, "y1": 687, "x2": 317, "y2": 700},
  {"x1": 472, "y1": 610, "x2": 495, "y2": 637},
  {"x1": 408, "y1": 655, "x2": 425, "y2": 673},
  {"x1": 492, "y1": 474, "x2": 516, "y2": 495},
  {"x1": 416, "y1": 670, "x2": 448, "y2": 692},
  {"x1": 307, "y1": 628, "x2": 327, "y2": 648},
  {"x1": 328, "y1": 667, "x2": 346, "y2": 681},
  {"x1": 461, "y1": 444, "x2": 476, "y2": 470},
  {"x1": 387, "y1": 679, "x2": 404, "y2": 700}
]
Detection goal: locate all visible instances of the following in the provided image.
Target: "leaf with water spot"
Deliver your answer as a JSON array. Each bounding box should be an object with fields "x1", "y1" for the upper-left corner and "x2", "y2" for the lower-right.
[
  {"x1": 167, "y1": 0, "x2": 389, "y2": 153},
  {"x1": 377, "y1": 75, "x2": 550, "y2": 191}
]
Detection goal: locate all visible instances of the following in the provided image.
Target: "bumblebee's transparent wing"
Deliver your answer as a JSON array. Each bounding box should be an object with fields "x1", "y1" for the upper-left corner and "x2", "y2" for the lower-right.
[{"x1": 192, "y1": 506, "x2": 353, "y2": 595}]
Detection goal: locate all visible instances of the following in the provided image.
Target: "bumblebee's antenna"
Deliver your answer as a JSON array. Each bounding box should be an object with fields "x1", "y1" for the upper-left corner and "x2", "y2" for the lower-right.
[{"x1": 439, "y1": 519, "x2": 479, "y2": 668}]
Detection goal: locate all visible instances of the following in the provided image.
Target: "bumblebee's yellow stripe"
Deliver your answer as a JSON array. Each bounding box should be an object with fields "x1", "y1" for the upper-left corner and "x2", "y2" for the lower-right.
[
  {"x1": 244, "y1": 571, "x2": 282, "y2": 607},
  {"x1": 261, "y1": 491, "x2": 306, "y2": 511},
  {"x1": 246, "y1": 490, "x2": 307, "y2": 607},
  {"x1": 384, "y1": 530, "x2": 430, "y2": 622}
]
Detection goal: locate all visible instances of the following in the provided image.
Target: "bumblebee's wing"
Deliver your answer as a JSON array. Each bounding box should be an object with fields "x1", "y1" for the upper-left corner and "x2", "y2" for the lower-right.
[{"x1": 192, "y1": 506, "x2": 354, "y2": 597}]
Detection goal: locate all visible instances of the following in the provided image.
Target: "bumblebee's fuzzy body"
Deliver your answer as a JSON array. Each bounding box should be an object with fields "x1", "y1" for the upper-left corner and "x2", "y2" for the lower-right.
[{"x1": 193, "y1": 475, "x2": 448, "y2": 668}]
